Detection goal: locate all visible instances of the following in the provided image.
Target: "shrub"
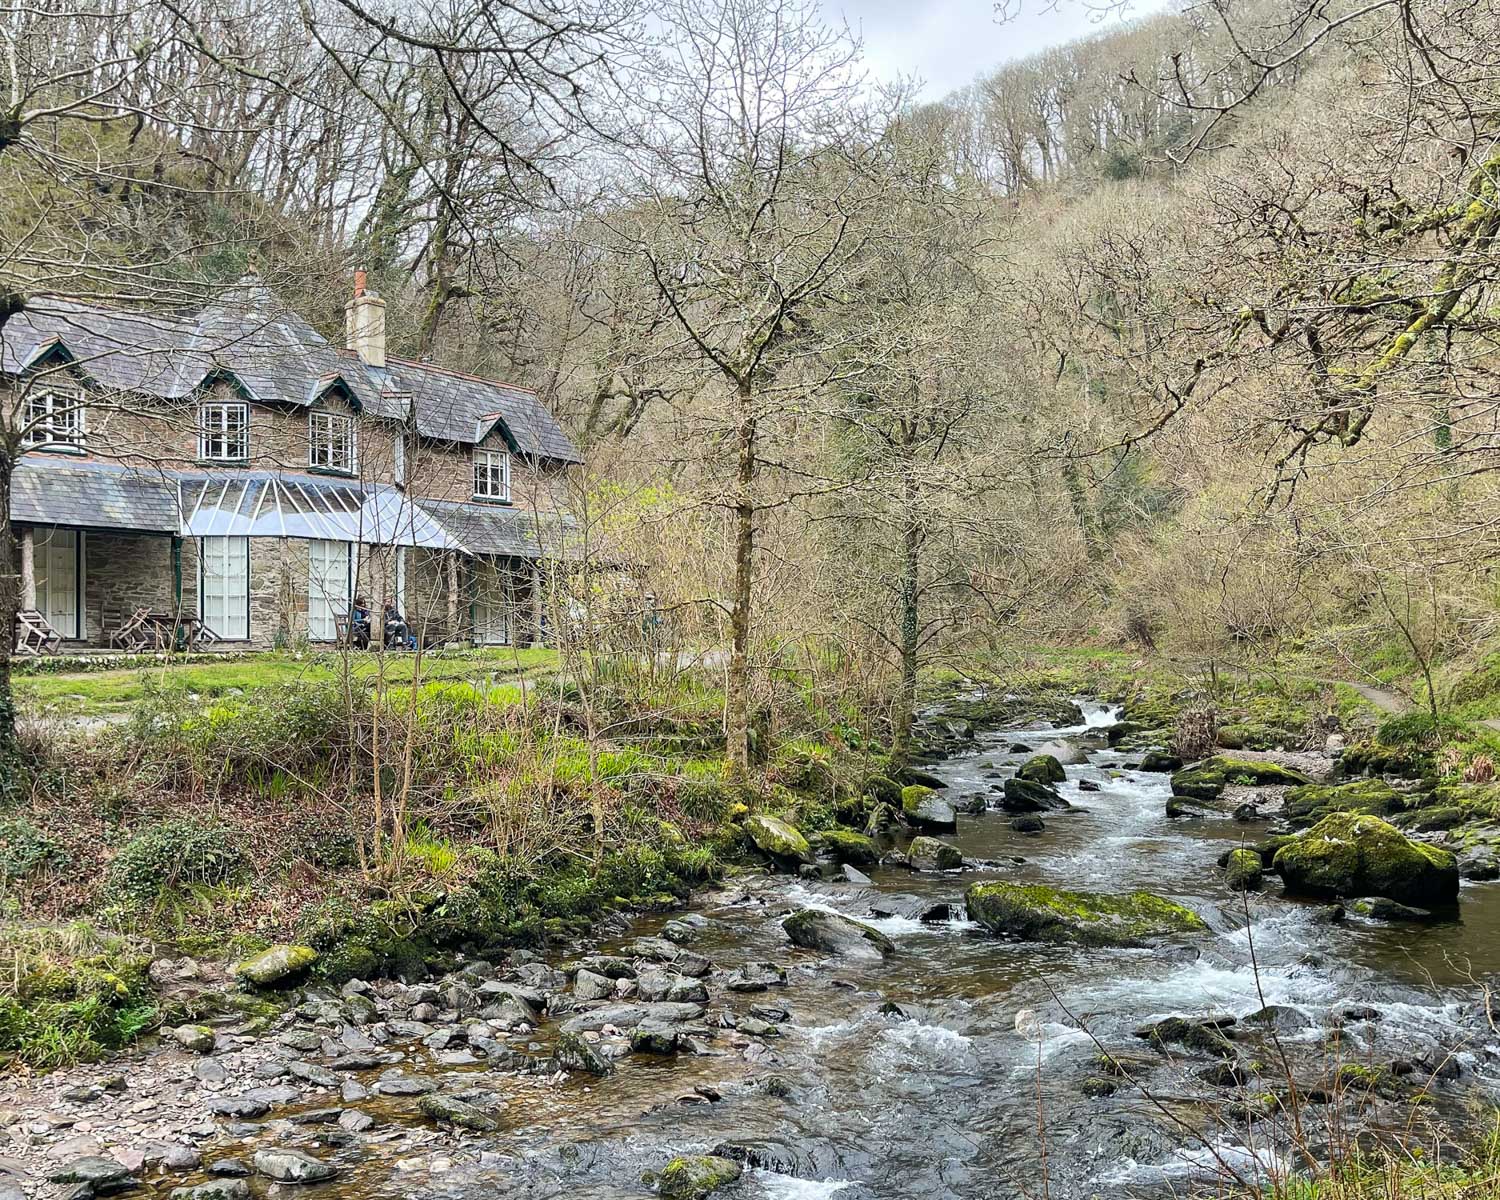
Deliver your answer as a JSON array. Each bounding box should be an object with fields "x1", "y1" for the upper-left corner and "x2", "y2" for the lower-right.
[
  {"x1": 0, "y1": 817, "x2": 66, "y2": 882},
  {"x1": 1376, "y1": 712, "x2": 1463, "y2": 748},
  {"x1": 104, "y1": 820, "x2": 249, "y2": 908}
]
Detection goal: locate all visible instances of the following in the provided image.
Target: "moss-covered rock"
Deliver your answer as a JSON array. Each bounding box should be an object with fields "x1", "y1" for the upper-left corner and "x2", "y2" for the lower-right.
[
  {"x1": 1283, "y1": 780, "x2": 1404, "y2": 827},
  {"x1": 1217, "y1": 724, "x2": 1291, "y2": 752},
  {"x1": 1017, "y1": 754, "x2": 1066, "y2": 784},
  {"x1": 1139, "y1": 750, "x2": 1183, "y2": 773},
  {"x1": 419, "y1": 1094, "x2": 502, "y2": 1131},
  {"x1": 743, "y1": 815, "x2": 812, "y2": 864},
  {"x1": 1401, "y1": 806, "x2": 1465, "y2": 833},
  {"x1": 234, "y1": 945, "x2": 317, "y2": 987},
  {"x1": 813, "y1": 828, "x2": 879, "y2": 865},
  {"x1": 554, "y1": 1030, "x2": 613, "y2": 1076},
  {"x1": 964, "y1": 883, "x2": 1207, "y2": 948},
  {"x1": 1135, "y1": 1017, "x2": 1235, "y2": 1058},
  {"x1": 1170, "y1": 757, "x2": 1311, "y2": 801},
  {"x1": 655, "y1": 1155, "x2": 743, "y2": 1200},
  {"x1": 1224, "y1": 848, "x2": 1263, "y2": 892},
  {"x1": 1338, "y1": 741, "x2": 1432, "y2": 779},
  {"x1": 782, "y1": 909, "x2": 895, "y2": 959},
  {"x1": 907, "y1": 836, "x2": 963, "y2": 871},
  {"x1": 1272, "y1": 813, "x2": 1459, "y2": 907},
  {"x1": 901, "y1": 786, "x2": 957, "y2": 831},
  {"x1": 1000, "y1": 777, "x2": 1065, "y2": 813}
]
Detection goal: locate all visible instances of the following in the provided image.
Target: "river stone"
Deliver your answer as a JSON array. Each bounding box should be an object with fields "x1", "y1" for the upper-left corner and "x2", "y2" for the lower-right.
[
  {"x1": 206, "y1": 1096, "x2": 271, "y2": 1119},
  {"x1": 744, "y1": 815, "x2": 813, "y2": 864},
  {"x1": 1016, "y1": 754, "x2": 1067, "y2": 784},
  {"x1": 907, "y1": 836, "x2": 963, "y2": 871},
  {"x1": 1349, "y1": 897, "x2": 1437, "y2": 922},
  {"x1": 235, "y1": 945, "x2": 318, "y2": 987},
  {"x1": 655, "y1": 1154, "x2": 743, "y2": 1200},
  {"x1": 814, "y1": 828, "x2": 880, "y2": 865},
  {"x1": 630, "y1": 1021, "x2": 681, "y2": 1054},
  {"x1": 574, "y1": 969, "x2": 614, "y2": 1001},
  {"x1": 636, "y1": 970, "x2": 708, "y2": 1003},
  {"x1": 47, "y1": 1157, "x2": 136, "y2": 1191},
  {"x1": 171, "y1": 1183, "x2": 250, "y2": 1200},
  {"x1": 555, "y1": 1030, "x2": 613, "y2": 1076},
  {"x1": 901, "y1": 786, "x2": 957, "y2": 832},
  {"x1": 172, "y1": 1024, "x2": 218, "y2": 1055},
  {"x1": 1009, "y1": 815, "x2": 1045, "y2": 834},
  {"x1": 252, "y1": 1149, "x2": 338, "y2": 1183},
  {"x1": 1272, "y1": 813, "x2": 1459, "y2": 907},
  {"x1": 965, "y1": 883, "x2": 1208, "y2": 948},
  {"x1": 1001, "y1": 777, "x2": 1065, "y2": 813},
  {"x1": 581, "y1": 955, "x2": 637, "y2": 979},
  {"x1": 1170, "y1": 757, "x2": 1311, "y2": 802},
  {"x1": 1139, "y1": 749, "x2": 1183, "y2": 773},
  {"x1": 1223, "y1": 848, "x2": 1263, "y2": 892},
  {"x1": 1135, "y1": 1017, "x2": 1236, "y2": 1058},
  {"x1": 782, "y1": 909, "x2": 896, "y2": 960},
  {"x1": 559, "y1": 1002, "x2": 705, "y2": 1033},
  {"x1": 419, "y1": 1094, "x2": 502, "y2": 1132},
  {"x1": 726, "y1": 962, "x2": 786, "y2": 991}
]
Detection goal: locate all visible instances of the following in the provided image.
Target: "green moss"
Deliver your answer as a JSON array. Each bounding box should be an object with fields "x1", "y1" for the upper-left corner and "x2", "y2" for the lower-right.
[
  {"x1": 814, "y1": 828, "x2": 879, "y2": 865},
  {"x1": 863, "y1": 775, "x2": 903, "y2": 806},
  {"x1": 1284, "y1": 779, "x2": 1405, "y2": 827},
  {"x1": 1017, "y1": 754, "x2": 1066, "y2": 784},
  {"x1": 743, "y1": 814, "x2": 812, "y2": 862},
  {"x1": 965, "y1": 882, "x2": 1207, "y2": 948},
  {"x1": 1273, "y1": 813, "x2": 1459, "y2": 906},
  {"x1": 1171, "y1": 756, "x2": 1311, "y2": 801},
  {"x1": 655, "y1": 1155, "x2": 743, "y2": 1200},
  {"x1": 1224, "y1": 848, "x2": 1263, "y2": 892}
]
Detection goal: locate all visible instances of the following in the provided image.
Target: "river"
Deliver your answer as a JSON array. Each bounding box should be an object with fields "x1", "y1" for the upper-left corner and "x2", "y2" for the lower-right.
[{"x1": 340, "y1": 700, "x2": 1500, "y2": 1200}]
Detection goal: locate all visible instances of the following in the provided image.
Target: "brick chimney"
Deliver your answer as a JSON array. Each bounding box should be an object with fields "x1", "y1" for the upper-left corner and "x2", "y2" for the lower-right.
[{"x1": 345, "y1": 269, "x2": 386, "y2": 368}]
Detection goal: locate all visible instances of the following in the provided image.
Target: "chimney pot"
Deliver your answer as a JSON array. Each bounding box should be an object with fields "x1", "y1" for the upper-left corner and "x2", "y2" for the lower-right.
[{"x1": 353, "y1": 269, "x2": 367, "y2": 297}]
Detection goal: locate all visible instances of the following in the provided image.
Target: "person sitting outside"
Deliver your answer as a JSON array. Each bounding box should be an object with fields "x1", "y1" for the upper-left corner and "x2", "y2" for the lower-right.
[
  {"x1": 349, "y1": 596, "x2": 372, "y2": 649},
  {"x1": 383, "y1": 601, "x2": 415, "y2": 650}
]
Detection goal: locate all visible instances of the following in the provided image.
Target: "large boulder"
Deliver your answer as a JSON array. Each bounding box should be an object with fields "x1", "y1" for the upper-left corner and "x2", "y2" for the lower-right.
[
  {"x1": 1170, "y1": 757, "x2": 1311, "y2": 802},
  {"x1": 965, "y1": 883, "x2": 1207, "y2": 948},
  {"x1": 1000, "y1": 777, "x2": 1066, "y2": 813},
  {"x1": 1139, "y1": 750, "x2": 1182, "y2": 773},
  {"x1": 907, "y1": 836, "x2": 963, "y2": 871},
  {"x1": 901, "y1": 786, "x2": 957, "y2": 832},
  {"x1": 743, "y1": 815, "x2": 812, "y2": 864},
  {"x1": 1035, "y1": 739, "x2": 1088, "y2": 765},
  {"x1": 814, "y1": 828, "x2": 879, "y2": 865},
  {"x1": 235, "y1": 945, "x2": 318, "y2": 987},
  {"x1": 1272, "y1": 813, "x2": 1459, "y2": 907},
  {"x1": 863, "y1": 775, "x2": 904, "y2": 806},
  {"x1": 252, "y1": 1150, "x2": 338, "y2": 1184},
  {"x1": 1016, "y1": 754, "x2": 1066, "y2": 784},
  {"x1": 782, "y1": 909, "x2": 895, "y2": 960}
]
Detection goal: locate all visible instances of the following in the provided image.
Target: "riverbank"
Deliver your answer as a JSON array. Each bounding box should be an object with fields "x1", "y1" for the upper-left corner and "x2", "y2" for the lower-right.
[{"x1": 2, "y1": 664, "x2": 1498, "y2": 1199}]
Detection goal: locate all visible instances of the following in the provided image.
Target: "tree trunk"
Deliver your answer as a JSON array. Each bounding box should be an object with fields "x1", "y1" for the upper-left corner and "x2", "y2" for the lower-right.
[
  {"x1": 0, "y1": 448, "x2": 18, "y2": 754},
  {"x1": 888, "y1": 473, "x2": 922, "y2": 774},
  {"x1": 725, "y1": 378, "x2": 756, "y2": 777}
]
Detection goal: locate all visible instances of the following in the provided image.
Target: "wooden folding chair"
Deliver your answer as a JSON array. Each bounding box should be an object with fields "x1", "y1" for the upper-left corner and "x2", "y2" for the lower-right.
[{"x1": 14, "y1": 609, "x2": 62, "y2": 655}]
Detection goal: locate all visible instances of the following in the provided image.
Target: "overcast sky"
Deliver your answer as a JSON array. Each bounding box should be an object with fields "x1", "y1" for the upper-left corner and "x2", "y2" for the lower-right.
[{"x1": 822, "y1": 0, "x2": 1176, "y2": 99}]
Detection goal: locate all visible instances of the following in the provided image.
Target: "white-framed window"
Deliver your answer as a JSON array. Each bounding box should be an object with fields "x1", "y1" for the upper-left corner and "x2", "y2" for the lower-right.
[
  {"x1": 308, "y1": 539, "x2": 351, "y2": 641},
  {"x1": 20, "y1": 390, "x2": 84, "y2": 449},
  {"x1": 309, "y1": 411, "x2": 357, "y2": 473},
  {"x1": 199, "y1": 536, "x2": 250, "y2": 641},
  {"x1": 198, "y1": 401, "x2": 249, "y2": 462},
  {"x1": 473, "y1": 448, "x2": 510, "y2": 501}
]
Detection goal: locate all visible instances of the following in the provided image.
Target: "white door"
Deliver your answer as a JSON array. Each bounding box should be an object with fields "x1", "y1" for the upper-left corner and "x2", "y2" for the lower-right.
[
  {"x1": 472, "y1": 559, "x2": 511, "y2": 645},
  {"x1": 308, "y1": 539, "x2": 350, "y2": 641},
  {"x1": 199, "y1": 536, "x2": 249, "y2": 641},
  {"x1": 34, "y1": 529, "x2": 80, "y2": 639}
]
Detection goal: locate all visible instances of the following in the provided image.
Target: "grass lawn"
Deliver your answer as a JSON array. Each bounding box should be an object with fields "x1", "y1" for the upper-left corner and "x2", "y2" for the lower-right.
[{"x1": 16, "y1": 647, "x2": 560, "y2": 718}]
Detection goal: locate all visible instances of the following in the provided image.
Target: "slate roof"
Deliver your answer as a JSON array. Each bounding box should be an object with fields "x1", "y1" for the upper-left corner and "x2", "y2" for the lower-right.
[
  {"x1": 416, "y1": 498, "x2": 579, "y2": 560},
  {"x1": 12, "y1": 457, "x2": 180, "y2": 534},
  {"x1": 0, "y1": 280, "x2": 581, "y2": 463}
]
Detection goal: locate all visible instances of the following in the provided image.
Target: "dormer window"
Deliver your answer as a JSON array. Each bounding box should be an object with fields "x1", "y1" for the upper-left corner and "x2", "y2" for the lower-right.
[
  {"x1": 474, "y1": 448, "x2": 510, "y2": 501},
  {"x1": 199, "y1": 401, "x2": 249, "y2": 462},
  {"x1": 309, "y1": 411, "x2": 357, "y2": 474},
  {"x1": 21, "y1": 389, "x2": 84, "y2": 449}
]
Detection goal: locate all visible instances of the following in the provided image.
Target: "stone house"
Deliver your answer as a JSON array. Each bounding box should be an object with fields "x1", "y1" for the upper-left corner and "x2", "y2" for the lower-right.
[{"x1": 3, "y1": 272, "x2": 581, "y2": 650}]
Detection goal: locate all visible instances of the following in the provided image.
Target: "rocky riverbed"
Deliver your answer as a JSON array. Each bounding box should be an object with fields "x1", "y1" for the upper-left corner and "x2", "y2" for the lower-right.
[{"x1": 5, "y1": 702, "x2": 1499, "y2": 1200}]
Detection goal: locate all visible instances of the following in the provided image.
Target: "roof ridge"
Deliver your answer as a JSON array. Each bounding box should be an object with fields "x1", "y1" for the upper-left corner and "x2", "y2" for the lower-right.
[{"x1": 388, "y1": 355, "x2": 539, "y2": 395}]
